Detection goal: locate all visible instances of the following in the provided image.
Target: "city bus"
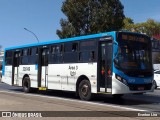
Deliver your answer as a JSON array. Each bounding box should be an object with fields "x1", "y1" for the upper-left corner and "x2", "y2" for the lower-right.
[{"x1": 2, "y1": 31, "x2": 155, "y2": 100}]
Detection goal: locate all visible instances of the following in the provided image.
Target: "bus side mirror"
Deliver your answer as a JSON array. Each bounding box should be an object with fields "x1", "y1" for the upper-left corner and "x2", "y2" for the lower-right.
[
  {"x1": 114, "y1": 58, "x2": 118, "y2": 65},
  {"x1": 114, "y1": 58, "x2": 120, "y2": 69}
]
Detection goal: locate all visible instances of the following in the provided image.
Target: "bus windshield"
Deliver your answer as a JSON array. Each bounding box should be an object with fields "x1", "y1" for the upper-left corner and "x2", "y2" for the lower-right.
[{"x1": 114, "y1": 33, "x2": 153, "y2": 77}]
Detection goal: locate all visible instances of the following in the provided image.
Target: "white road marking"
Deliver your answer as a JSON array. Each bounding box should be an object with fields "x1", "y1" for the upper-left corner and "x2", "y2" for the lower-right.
[{"x1": 0, "y1": 90, "x2": 146, "y2": 111}]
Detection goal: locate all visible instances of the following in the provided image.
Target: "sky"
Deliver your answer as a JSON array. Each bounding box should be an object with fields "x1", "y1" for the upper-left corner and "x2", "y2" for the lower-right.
[{"x1": 0, "y1": 0, "x2": 160, "y2": 49}]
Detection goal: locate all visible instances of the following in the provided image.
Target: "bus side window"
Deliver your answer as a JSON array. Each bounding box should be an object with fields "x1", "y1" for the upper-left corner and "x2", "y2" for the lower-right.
[
  {"x1": 60, "y1": 44, "x2": 64, "y2": 53},
  {"x1": 21, "y1": 49, "x2": 29, "y2": 65},
  {"x1": 56, "y1": 44, "x2": 63, "y2": 63},
  {"x1": 31, "y1": 47, "x2": 38, "y2": 55},
  {"x1": 72, "y1": 43, "x2": 78, "y2": 52},
  {"x1": 89, "y1": 51, "x2": 96, "y2": 61},
  {"x1": 23, "y1": 49, "x2": 28, "y2": 56},
  {"x1": 79, "y1": 52, "x2": 89, "y2": 62},
  {"x1": 55, "y1": 45, "x2": 63, "y2": 54},
  {"x1": 56, "y1": 46, "x2": 60, "y2": 53},
  {"x1": 5, "y1": 51, "x2": 13, "y2": 65},
  {"x1": 28, "y1": 47, "x2": 38, "y2": 64},
  {"x1": 79, "y1": 52, "x2": 82, "y2": 61},
  {"x1": 51, "y1": 46, "x2": 56, "y2": 54}
]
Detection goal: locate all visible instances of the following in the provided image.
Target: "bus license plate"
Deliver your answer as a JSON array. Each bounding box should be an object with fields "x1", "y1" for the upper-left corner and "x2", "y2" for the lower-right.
[{"x1": 138, "y1": 87, "x2": 144, "y2": 90}]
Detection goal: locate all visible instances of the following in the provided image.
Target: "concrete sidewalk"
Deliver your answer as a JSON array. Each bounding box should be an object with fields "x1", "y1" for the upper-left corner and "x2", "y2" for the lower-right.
[{"x1": 0, "y1": 90, "x2": 159, "y2": 120}]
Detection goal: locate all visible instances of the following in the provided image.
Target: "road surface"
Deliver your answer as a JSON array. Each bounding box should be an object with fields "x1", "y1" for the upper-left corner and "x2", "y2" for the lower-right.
[{"x1": 0, "y1": 82, "x2": 160, "y2": 119}]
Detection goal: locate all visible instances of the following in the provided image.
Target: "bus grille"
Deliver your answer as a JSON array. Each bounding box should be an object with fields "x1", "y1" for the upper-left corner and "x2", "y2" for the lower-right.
[{"x1": 128, "y1": 83, "x2": 152, "y2": 91}]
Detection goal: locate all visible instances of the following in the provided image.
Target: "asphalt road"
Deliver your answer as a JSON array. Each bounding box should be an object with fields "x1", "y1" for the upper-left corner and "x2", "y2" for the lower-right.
[
  {"x1": 0, "y1": 82, "x2": 160, "y2": 113},
  {"x1": 0, "y1": 83, "x2": 160, "y2": 120}
]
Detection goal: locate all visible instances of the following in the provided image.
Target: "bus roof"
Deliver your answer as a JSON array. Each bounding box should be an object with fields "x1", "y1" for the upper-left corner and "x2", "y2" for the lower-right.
[
  {"x1": 4, "y1": 31, "x2": 148, "y2": 51},
  {"x1": 5, "y1": 31, "x2": 117, "y2": 51}
]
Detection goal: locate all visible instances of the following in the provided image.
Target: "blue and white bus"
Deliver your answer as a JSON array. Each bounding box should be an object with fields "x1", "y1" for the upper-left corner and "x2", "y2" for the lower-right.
[{"x1": 2, "y1": 31, "x2": 154, "y2": 100}]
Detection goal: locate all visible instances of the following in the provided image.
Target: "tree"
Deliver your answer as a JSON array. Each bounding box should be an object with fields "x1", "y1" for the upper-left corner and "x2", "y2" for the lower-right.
[
  {"x1": 57, "y1": 0, "x2": 125, "y2": 39},
  {"x1": 123, "y1": 18, "x2": 160, "y2": 39},
  {"x1": 144, "y1": 19, "x2": 160, "y2": 39},
  {"x1": 123, "y1": 17, "x2": 135, "y2": 31},
  {"x1": 56, "y1": 19, "x2": 76, "y2": 38}
]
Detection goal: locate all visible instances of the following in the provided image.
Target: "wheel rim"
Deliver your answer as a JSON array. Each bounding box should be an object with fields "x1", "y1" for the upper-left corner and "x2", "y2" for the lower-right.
[{"x1": 81, "y1": 84, "x2": 89, "y2": 96}]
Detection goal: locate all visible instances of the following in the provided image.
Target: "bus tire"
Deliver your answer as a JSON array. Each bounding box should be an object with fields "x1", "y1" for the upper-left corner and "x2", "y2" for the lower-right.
[
  {"x1": 78, "y1": 80, "x2": 92, "y2": 101},
  {"x1": 23, "y1": 77, "x2": 31, "y2": 93}
]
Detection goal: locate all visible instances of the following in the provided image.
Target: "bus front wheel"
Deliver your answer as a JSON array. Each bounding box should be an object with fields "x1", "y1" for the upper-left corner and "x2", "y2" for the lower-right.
[
  {"x1": 78, "y1": 80, "x2": 92, "y2": 101},
  {"x1": 23, "y1": 77, "x2": 31, "y2": 93}
]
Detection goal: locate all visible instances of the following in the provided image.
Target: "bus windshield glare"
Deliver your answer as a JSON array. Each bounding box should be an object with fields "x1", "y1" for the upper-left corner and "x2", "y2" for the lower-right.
[{"x1": 114, "y1": 33, "x2": 152, "y2": 77}]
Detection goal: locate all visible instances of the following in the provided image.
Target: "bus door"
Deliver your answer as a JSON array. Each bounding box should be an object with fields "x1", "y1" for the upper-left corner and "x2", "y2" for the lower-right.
[
  {"x1": 12, "y1": 51, "x2": 20, "y2": 85},
  {"x1": 98, "y1": 40, "x2": 113, "y2": 93},
  {"x1": 39, "y1": 48, "x2": 49, "y2": 89}
]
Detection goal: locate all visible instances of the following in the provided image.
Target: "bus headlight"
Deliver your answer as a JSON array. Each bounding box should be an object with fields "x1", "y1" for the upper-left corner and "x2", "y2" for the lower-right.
[
  {"x1": 115, "y1": 75, "x2": 122, "y2": 81},
  {"x1": 115, "y1": 74, "x2": 128, "y2": 85}
]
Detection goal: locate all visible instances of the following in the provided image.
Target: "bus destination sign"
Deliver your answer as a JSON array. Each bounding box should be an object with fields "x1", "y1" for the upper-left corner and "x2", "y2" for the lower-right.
[{"x1": 120, "y1": 34, "x2": 148, "y2": 43}]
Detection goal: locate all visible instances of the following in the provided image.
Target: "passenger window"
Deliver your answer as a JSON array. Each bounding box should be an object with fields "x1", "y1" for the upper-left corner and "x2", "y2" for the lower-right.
[
  {"x1": 56, "y1": 46, "x2": 60, "y2": 53},
  {"x1": 23, "y1": 49, "x2": 28, "y2": 56},
  {"x1": 51, "y1": 46, "x2": 56, "y2": 54},
  {"x1": 72, "y1": 43, "x2": 78, "y2": 52},
  {"x1": 6, "y1": 51, "x2": 12, "y2": 58},
  {"x1": 31, "y1": 47, "x2": 38, "y2": 55},
  {"x1": 80, "y1": 40, "x2": 95, "y2": 51},
  {"x1": 90, "y1": 51, "x2": 96, "y2": 61}
]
